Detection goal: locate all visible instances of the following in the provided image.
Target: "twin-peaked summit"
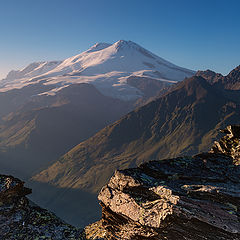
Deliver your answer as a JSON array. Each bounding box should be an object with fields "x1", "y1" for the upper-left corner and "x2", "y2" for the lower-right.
[{"x1": 1, "y1": 40, "x2": 194, "y2": 100}]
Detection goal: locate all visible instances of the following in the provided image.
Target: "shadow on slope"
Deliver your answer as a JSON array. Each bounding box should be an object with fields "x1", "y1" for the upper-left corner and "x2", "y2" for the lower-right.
[{"x1": 0, "y1": 83, "x2": 133, "y2": 179}]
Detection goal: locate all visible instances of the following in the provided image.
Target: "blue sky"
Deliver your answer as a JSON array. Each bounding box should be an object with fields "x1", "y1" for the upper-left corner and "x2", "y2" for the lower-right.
[{"x1": 0, "y1": 0, "x2": 239, "y2": 79}]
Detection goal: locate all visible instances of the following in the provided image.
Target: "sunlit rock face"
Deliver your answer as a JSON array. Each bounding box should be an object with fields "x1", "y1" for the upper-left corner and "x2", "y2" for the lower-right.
[
  {"x1": 86, "y1": 125, "x2": 240, "y2": 240},
  {"x1": 0, "y1": 175, "x2": 85, "y2": 239},
  {"x1": 210, "y1": 125, "x2": 240, "y2": 164}
]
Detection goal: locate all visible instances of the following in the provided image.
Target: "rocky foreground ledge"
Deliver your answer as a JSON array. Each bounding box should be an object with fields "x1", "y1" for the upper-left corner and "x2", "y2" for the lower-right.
[
  {"x1": 86, "y1": 125, "x2": 240, "y2": 239},
  {"x1": 1, "y1": 126, "x2": 240, "y2": 239},
  {"x1": 0, "y1": 174, "x2": 85, "y2": 239}
]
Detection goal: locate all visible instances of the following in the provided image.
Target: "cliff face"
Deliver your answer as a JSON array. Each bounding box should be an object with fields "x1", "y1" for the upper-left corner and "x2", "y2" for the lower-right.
[
  {"x1": 0, "y1": 175, "x2": 85, "y2": 239},
  {"x1": 87, "y1": 125, "x2": 240, "y2": 239}
]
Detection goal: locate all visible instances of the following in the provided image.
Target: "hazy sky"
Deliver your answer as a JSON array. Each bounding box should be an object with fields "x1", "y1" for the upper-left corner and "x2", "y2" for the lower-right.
[{"x1": 0, "y1": 0, "x2": 239, "y2": 79}]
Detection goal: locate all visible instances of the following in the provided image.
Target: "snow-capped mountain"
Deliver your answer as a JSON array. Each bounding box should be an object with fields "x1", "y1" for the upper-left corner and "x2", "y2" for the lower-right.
[
  {"x1": 5, "y1": 61, "x2": 62, "y2": 80},
  {"x1": 1, "y1": 40, "x2": 195, "y2": 100}
]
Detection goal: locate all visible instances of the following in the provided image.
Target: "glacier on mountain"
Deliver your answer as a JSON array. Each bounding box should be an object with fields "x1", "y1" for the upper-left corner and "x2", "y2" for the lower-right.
[{"x1": 0, "y1": 40, "x2": 195, "y2": 100}]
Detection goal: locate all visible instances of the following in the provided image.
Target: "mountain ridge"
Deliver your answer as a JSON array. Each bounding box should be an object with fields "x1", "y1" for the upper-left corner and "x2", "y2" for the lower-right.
[
  {"x1": 1, "y1": 40, "x2": 194, "y2": 100},
  {"x1": 33, "y1": 70, "x2": 240, "y2": 196}
]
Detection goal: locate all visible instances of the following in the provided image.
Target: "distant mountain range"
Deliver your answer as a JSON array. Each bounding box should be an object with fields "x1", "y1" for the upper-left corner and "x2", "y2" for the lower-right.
[
  {"x1": 0, "y1": 40, "x2": 194, "y2": 179},
  {"x1": 32, "y1": 66, "x2": 240, "y2": 226}
]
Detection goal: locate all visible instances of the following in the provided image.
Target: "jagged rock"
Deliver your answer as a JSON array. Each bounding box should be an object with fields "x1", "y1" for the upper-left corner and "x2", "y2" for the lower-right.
[
  {"x1": 87, "y1": 125, "x2": 240, "y2": 239},
  {"x1": 0, "y1": 174, "x2": 85, "y2": 240},
  {"x1": 210, "y1": 125, "x2": 240, "y2": 164},
  {"x1": 196, "y1": 69, "x2": 223, "y2": 84},
  {"x1": 196, "y1": 65, "x2": 240, "y2": 90},
  {"x1": 85, "y1": 220, "x2": 106, "y2": 240},
  {"x1": 221, "y1": 65, "x2": 240, "y2": 90}
]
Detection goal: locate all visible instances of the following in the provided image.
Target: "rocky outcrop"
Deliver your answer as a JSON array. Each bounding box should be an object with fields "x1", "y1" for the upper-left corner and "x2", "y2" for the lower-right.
[
  {"x1": 196, "y1": 69, "x2": 223, "y2": 84},
  {"x1": 221, "y1": 65, "x2": 240, "y2": 90},
  {"x1": 87, "y1": 125, "x2": 240, "y2": 239},
  {"x1": 0, "y1": 174, "x2": 85, "y2": 239},
  {"x1": 210, "y1": 125, "x2": 240, "y2": 164},
  {"x1": 196, "y1": 65, "x2": 240, "y2": 90}
]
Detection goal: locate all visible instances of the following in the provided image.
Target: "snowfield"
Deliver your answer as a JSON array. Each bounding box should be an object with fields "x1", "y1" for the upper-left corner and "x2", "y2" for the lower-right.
[{"x1": 0, "y1": 40, "x2": 195, "y2": 100}]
